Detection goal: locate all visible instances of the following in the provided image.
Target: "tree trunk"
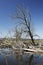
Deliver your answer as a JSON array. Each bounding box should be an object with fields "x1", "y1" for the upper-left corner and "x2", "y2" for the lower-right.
[{"x1": 29, "y1": 29, "x2": 35, "y2": 46}]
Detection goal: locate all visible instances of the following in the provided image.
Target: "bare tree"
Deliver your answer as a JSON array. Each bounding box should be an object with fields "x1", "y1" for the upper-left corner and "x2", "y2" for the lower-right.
[
  {"x1": 11, "y1": 5, "x2": 37, "y2": 46},
  {"x1": 15, "y1": 27, "x2": 22, "y2": 42}
]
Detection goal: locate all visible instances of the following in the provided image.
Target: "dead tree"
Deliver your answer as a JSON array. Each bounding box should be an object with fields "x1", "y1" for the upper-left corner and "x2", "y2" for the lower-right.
[
  {"x1": 15, "y1": 27, "x2": 22, "y2": 42},
  {"x1": 11, "y1": 5, "x2": 36, "y2": 46}
]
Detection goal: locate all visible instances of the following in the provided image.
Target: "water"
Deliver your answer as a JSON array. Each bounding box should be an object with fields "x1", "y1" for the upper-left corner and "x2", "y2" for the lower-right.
[{"x1": 0, "y1": 48, "x2": 43, "y2": 65}]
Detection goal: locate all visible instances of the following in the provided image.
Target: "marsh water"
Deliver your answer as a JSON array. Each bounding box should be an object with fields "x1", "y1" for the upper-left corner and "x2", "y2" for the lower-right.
[{"x1": 0, "y1": 48, "x2": 43, "y2": 65}]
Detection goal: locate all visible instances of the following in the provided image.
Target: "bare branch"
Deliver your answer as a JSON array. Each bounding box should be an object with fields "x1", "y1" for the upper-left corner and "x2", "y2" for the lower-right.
[
  {"x1": 11, "y1": 5, "x2": 37, "y2": 46},
  {"x1": 33, "y1": 34, "x2": 40, "y2": 38}
]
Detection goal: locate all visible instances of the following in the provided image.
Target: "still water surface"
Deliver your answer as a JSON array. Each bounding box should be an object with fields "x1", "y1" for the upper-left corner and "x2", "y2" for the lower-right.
[{"x1": 0, "y1": 48, "x2": 43, "y2": 65}]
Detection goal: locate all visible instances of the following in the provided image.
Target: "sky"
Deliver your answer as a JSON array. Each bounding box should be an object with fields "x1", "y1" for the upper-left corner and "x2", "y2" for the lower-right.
[{"x1": 0, "y1": 0, "x2": 43, "y2": 39}]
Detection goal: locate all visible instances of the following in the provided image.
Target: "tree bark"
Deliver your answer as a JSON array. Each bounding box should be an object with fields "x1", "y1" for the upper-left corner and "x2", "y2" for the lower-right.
[{"x1": 29, "y1": 29, "x2": 35, "y2": 46}]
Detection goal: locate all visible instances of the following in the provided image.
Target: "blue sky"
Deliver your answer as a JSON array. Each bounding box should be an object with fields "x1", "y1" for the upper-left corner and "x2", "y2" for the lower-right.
[{"x1": 0, "y1": 0, "x2": 43, "y2": 38}]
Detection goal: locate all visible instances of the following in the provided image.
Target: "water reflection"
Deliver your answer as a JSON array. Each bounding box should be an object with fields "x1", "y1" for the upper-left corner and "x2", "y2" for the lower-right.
[{"x1": 0, "y1": 48, "x2": 43, "y2": 65}]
